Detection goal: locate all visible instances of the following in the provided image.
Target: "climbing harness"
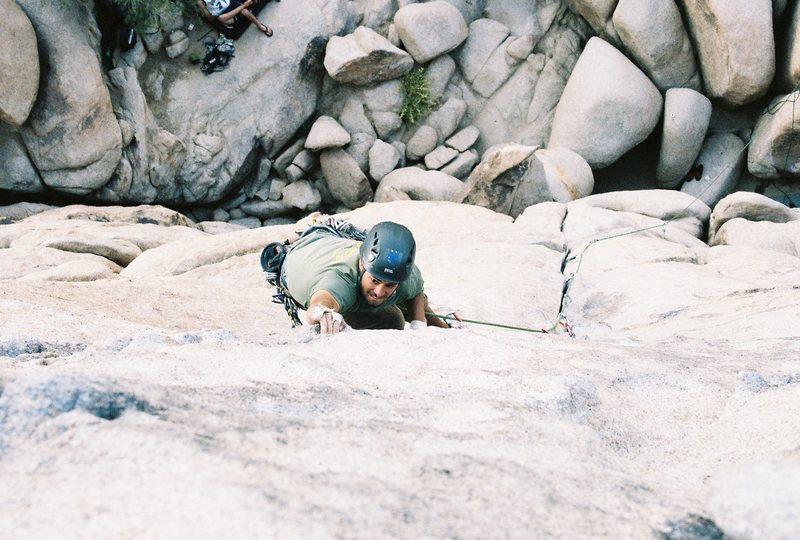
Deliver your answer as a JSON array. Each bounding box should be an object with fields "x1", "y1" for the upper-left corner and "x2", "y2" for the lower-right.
[{"x1": 260, "y1": 217, "x2": 367, "y2": 327}]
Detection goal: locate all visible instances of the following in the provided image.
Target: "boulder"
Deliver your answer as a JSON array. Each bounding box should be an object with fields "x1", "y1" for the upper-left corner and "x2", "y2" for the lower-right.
[
  {"x1": 338, "y1": 96, "x2": 377, "y2": 137},
  {"x1": 394, "y1": 1, "x2": 469, "y2": 64},
  {"x1": 212, "y1": 208, "x2": 230, "y2": 222},
  {"x1": 0, "y1": 0, "x2": 39, "y2": 127},
  {"x1": 456, "y1": 18, "x2": 511, "y2": 83},
  {"x1": 507, "y1": 34, "x2": 536, "y2": 62},
  {"x1": 678, "y1": 0, "x2": 775, "y2": 107},
  {"x1": 424, "y1": 54, "x2": 457, "y2": 98},
  {"x1": 566, "y1": 0, "x2": 620, "y2": 42},
  {"x1": 424, "y1": 146, "x2": 459, "y2": 170},
  {"x1": 370, "y1": 111, "x2": 403, "y2": 139},
  {"x1": 164, "y1": 31, "x2": 189, "y2": 59},
  {"x1": 239, "y1": 199, "x2": 293, "y2": 219},
  {"x1": 711, "y1": 219, "x2": 800, "y2": 257},
  {"x1": 374, "y1": 167, "x2": 464, "y2": 202},
  {"x1": 140, "y1": 27, "x2": 164, "y2": 54},
  {"x1": 777, "y1": 2, "x2": 800, "y2": 90},
  {"x1": 16, "y1": 0, "x2": 122, "y2": 194},
  {"x1": 440, "y1": 149, "x2": 479, "y2": 178},
  {"x1": 446, "y1": 126, "x2": 481, "y2": 152},
  {"x1": 656, "y1": 88, "x2": 713, "y2": 188},
  {"x1": 472, "y1": 36, "x2": 520, "y2": 98},
  {"x1": 0, "y1": 132, "x2": 44, "y2": 193},
  {"x1": 344, "y1": 132, "x2": 377, "y2": 174},
  {"x1": 406, "y1": 125, "x2": 440, "y2": 161},
  {"x1": 228, "y1": 217, "x2": 262, "y2": 229},
  {"x1": 473, "y1": 53, "x2": 546, "y2": 150},
  {"x1": 281, "y1": 180, "x2": 322, "y2": 211},
  {"x1": 120, "y1": 40, "x2": 148, "y2": 69},
  {"x1": 291, "y1": 150, "x2": 316, "y2": 174},
  {"x1": 319, "y1": 148, "x2": 374, "y2": 208},
  {"x1": 304, "y1": 116, "x2": 352, "y2": 151},
  {"x1": 407, "y1": 97, "x2": 468, "y2": 160},
  {"x1": 274, "y1": 139, "x2": 306, "y2": 176},
  {"x1": 23, "y1": 204, "x2": 198, "y2": 228},
  {"x1": 681, "y1": 133, "x2": 745, "y2": 208},
  {"x1": 284, "y1": 164, "x2": 305, "y2": 183},
  {"x1": 548, "y1": 37, "x2": 663, "y2": 168},
  {"x1": 100, "y1": 67, "x2": 167, "y2": 203},
  {"x1": 368, "y1": 139, "x2": 401, "y2": 181},
  {"x1": 534, "y1": 147, "x2": 594, "y2": 203},
  {"x1": 323, "y1": 26, "x2": 414, "y2": 85},
  {"x1": 709, "y1": 191, "x2": 799, "y2": 243},
  {"x1": 483, "y1": 0, "x2": 562, "y2": 38},
  {"x1": 362, "y1": 79, "x2": 404, "y2": 113},
  {"x1": 572, "y1": 189, "x2": 712, "y2": 225},
  {"x1": 612, "y1": 0, "x2": 701, "y2": 92},
  {"x1": 747, "y1": 91, "x2": 800, "y2": 179},
  {"x1": 453, "y1": 143, "x2": 551, "y2": 217},
  {"x1": 0, "y1": 202, "x2": 53, "y2": 225},
  {"x1": 426, "y1": 98, "x2": 468, "y2": 142},
  {"x1": 563, "y1": 204, "x2": 708, "y2": 251}
]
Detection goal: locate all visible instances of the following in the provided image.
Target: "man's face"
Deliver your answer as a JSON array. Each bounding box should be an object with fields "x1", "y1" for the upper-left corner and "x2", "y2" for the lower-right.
[{"x1": 360, "y1": 269, "x2": 400, "y2": 307}]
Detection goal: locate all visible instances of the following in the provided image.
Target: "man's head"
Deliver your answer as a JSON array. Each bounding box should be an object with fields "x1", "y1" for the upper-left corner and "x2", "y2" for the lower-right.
[{"x1": 358, "y1": 221, "x2": 416, "y2": 306}]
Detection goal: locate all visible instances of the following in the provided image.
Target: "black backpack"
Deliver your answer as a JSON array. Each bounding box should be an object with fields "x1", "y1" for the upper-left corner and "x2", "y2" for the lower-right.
[{"x1": 201, "y1": 37, "x2": 235, "y2": 75}]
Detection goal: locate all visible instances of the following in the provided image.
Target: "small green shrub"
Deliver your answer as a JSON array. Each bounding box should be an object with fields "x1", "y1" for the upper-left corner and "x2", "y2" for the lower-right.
[
  {"x1": 112, "y1": 0, "x2": 198, "y2": 30},
  {"x1": 399, "y1": 68, "x2": 439, "y2": 125}
]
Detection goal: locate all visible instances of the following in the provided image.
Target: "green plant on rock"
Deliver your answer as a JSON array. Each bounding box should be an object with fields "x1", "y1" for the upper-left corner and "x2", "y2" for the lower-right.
[
  {"x1": 399, "y1": 68, "x2": 439, "y2": 125},
  {"x1": 112, "y1": 0, "x2": 198, "y2": 31}
]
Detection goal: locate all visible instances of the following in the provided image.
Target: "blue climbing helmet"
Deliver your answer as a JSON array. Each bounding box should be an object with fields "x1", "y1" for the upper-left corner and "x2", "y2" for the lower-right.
[{"x1": 359, "y1": 221, "x2": 416, "y2": 283}]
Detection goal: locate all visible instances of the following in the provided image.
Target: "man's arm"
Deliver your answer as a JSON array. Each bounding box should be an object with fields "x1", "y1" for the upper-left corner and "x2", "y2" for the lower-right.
[
  {"x1": 196, "y1": 0, "x2": 214, "y2": 21},
  {"x1": 307, "y1": 290, "x2": 346, "y2": 334},
  {"x1": 406, "y1": 292, "x2": 449, "y2": 329},
  {"x1": 218, "y1": 0, "x2": 253, "y2": 24}
]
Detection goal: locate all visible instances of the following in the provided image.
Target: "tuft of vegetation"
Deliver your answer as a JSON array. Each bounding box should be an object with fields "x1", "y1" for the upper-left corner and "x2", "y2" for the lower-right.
[
  {"x1": 112, "y1": 0, "x2": 198, "y2": 30},
  {"x1": 399, "y1": 68, "x2": 439, "y2": 125}
]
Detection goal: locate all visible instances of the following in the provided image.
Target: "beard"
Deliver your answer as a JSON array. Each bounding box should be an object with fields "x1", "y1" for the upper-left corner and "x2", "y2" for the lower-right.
[
  {"x1": 360, "y1": 283, "x2": 388, "y2": 307},
  {"x1": 363, "y1": 291, "x2": 387, "y2": 307}
]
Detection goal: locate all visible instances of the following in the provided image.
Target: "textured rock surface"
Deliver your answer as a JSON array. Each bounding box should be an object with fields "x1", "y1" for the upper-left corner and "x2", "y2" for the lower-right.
[{"x1": 1, "y1": 199, "x2": 799, "y2": 539}]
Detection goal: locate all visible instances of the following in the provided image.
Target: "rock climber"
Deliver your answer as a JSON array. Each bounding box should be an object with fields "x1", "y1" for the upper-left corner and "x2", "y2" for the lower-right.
[{"x1": 268, "y1": 220, "x2": 450, "y2": 335}]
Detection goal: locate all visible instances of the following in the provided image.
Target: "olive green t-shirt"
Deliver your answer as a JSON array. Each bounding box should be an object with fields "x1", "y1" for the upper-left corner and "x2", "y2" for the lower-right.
[{"x1": 282, "y1": 231, "x2": 424, "y2": 315}]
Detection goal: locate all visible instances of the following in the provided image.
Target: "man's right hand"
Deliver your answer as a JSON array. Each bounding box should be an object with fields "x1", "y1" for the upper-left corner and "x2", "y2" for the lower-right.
[{"x1": 311, "y1": 304, "x2": 347, "y2": 335}]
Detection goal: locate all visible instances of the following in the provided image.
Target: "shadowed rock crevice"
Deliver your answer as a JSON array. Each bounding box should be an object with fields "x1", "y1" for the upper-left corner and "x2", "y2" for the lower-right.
[
  {"x1": 0, "y1": 375, "x2": 161, "y2": 447},
  {"x1": 656, "y1": 513, "x2": 728, "y2": 540}
]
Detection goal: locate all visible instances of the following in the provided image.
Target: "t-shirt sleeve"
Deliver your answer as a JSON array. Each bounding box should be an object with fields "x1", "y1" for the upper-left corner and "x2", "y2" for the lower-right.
[
  {"x1": 310, "y1": 270, "x2": 357, "y2": 313},
  {"x1": 394, "y1": 265, "x2": 424, "y2": 303}
]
